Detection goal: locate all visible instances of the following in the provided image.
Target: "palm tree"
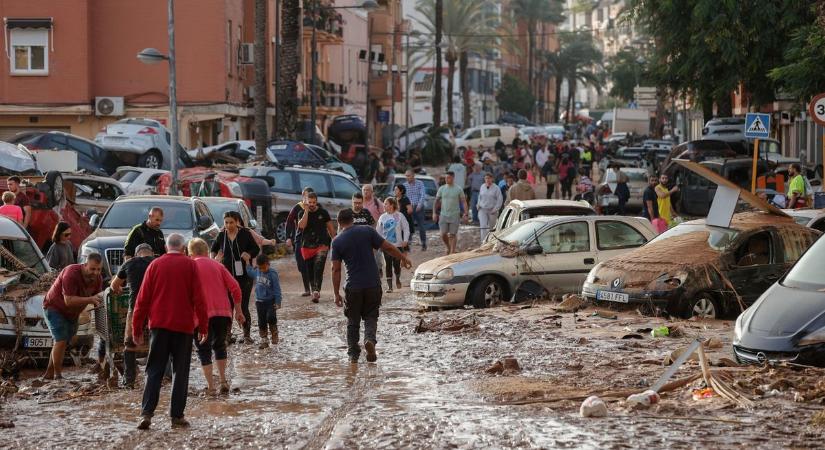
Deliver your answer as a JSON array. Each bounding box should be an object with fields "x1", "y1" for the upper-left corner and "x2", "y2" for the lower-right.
[
  {"x1": 512, "y1": 0, "x2": 565, "y2": 119},
  {"x1": 253, "y1": 0, "x2": 267, "y2": 158},
  {"x1": 275, "y1": 0, "x2": 300, "y2": 139},
  {"x1": 433, "y1": 0, "x2": 443, "y2": 127},
  {"x1": 546, "y1": 32, "x2": 603, "y2": 122}
]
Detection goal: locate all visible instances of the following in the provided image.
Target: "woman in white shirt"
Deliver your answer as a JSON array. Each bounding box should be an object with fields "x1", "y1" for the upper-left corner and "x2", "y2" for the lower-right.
[{"x1": 377, "y1": 197, "x2": 410, "y2": 293}]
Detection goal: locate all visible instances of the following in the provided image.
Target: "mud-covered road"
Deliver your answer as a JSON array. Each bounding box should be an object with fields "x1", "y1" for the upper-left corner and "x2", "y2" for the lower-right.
[{"x1": 3, "y1": 229, "x2": 825, "y2": 449}]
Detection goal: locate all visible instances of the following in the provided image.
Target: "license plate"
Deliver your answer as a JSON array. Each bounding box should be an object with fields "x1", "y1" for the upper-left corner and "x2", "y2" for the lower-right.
[
  {"x1": 413, "y1": 282, "x2": 428, "y2": 292},
  {"x1": 24, "y1": 337, "x2": 53, "y2": 348},
  {"x1": 596, "y1": 290, "x2": 629, "y2": 303}
]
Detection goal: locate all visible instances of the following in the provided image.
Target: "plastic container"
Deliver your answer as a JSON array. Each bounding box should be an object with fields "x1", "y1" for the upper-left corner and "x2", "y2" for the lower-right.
[
  {"x1": 580, "y1": 395, "x2": 608, "y2": 417},
  {"x1": 626, "y1": 390, "x2": 660, "y2": 407}
]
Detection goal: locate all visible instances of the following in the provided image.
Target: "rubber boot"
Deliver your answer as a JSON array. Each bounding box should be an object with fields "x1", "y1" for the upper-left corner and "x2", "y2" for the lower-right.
[
  {"x1": 258, "y1": 330, "x2": 269, "y2": 349},
  {"x1": 271, "y1": 326, "x2": 279, "y2": 345}
]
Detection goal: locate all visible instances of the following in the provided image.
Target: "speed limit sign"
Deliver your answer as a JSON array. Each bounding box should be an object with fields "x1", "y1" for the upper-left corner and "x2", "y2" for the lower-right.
[{"x1": 810, "y1": 93, "x2": 825, "y2": 126}]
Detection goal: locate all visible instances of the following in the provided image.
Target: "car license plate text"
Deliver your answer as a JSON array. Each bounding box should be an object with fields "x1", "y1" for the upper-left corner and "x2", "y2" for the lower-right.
[
  {"x1": 413, "y1": 282, "x2": 429, "y2": 292},
  {"x1": 596, "y1": 290, "x2": 629, "y2": 303},
  {"x1": 24, "y1": 337, "x2": 53, "y2": 348}
]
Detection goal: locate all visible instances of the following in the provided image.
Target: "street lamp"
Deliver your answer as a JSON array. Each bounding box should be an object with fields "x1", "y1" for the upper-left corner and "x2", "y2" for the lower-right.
[
  {"x1": 136, "y1": 0, "x2": 179, "y2": 195},
  {"x1": 309, "y1": 0, "x2": 379, "y2": 145}
]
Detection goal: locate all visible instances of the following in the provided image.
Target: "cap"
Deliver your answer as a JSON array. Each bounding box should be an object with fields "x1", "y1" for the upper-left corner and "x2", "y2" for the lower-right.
[{"x1": 135, "y1": 243, "x2": 153, "y2": 254}]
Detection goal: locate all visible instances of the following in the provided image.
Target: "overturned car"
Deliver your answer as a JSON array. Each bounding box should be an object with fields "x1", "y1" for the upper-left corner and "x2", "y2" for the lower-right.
[{"x1": 0, "y1": 216, "x2": 93, "y2": 365}]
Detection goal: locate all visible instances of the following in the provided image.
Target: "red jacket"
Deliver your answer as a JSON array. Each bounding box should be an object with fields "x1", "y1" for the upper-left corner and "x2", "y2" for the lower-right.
[{"x1": 132, "y1": 252, "x2": 208, "y2": 338}]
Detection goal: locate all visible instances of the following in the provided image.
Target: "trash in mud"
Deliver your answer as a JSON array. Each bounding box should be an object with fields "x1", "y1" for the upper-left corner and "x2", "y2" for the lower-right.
[
  {"x1": 692, "y1": 387, "x2": 715, "y2": 400},
  {"x1": 626, "y1": 390, "x2": 660, "y2": 408},
  {"x1": 414, "y1": 315, "x2": 478, "y2": 333},
  {"x1": 0, "y1": 420, "x2": 14, "y2": 428},
  {"x1": 810, "y1": 410, "x2": 825, "y2": 428},
  {"x1": 651, "y1": 326, "x2": 670, "y2": 338},
  {"x1": 0, "y1": 379, "x2": 18, "y2": 397},
  {"x1": 554, "y1": 294, "x2": 585, "y2": 313},
  {"x1": 485, "y1": 357, "x2": 521, "y2": 375},
  {"x1": 580, "y1": 396, "x2": 608, "y2": 417},
  {"x1": 621, "y1": 334, "x2": 644, "y2": 340},
  {"x1": 705, "y1": 337, "x2": 724, "y2": 349},
  {"x1": 590, "y1": 311, "x2": 617, "y2": 320}
]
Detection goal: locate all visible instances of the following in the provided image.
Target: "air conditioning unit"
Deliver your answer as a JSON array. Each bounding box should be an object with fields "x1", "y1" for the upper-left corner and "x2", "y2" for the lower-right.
[
  {"x1": 95, "y1": 97, "x2": 125, "y2": 116},
  {"x1": 239, "y1": 43, "x2": 254, "y2": 65}
]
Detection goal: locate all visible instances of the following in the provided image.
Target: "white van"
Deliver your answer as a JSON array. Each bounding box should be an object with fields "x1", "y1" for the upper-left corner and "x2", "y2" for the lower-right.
[{"x1": 455, "y1": 125, "x2": 518, "y2": 151}]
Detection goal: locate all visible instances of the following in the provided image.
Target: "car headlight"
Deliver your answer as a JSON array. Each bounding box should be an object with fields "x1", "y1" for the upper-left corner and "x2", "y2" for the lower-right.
[
  {"x1": 733, "y1": 312, "x2": 744, "y2": 341},
  {"x1": 585, "y1": 264, "x2": 602, "y2": 284},
  {"x1": 227, "y1": 181, "x2": 243, "y2": 197},
  {"x1": 0, "y1": 307, "x2": 6, "y2": 324},
  {"x1": 435, "y1": 268, "x2": 454, "y2": 280},
  {"x1": 647, "y1": 272, "x2": 687, "y2": 290},
  {"x1": 799, "y1": 327, "x2": 825, "y2": 346},
  {"x1": 79, "y1": 246, "x2": 100, "y2": 263}
]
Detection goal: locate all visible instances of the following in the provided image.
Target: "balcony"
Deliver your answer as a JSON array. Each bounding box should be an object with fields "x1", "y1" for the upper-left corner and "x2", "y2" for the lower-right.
[
  {"x1": 298, "y1": 80, "x2": 348, "y2": 113},
  {"x1": 303, "y1": 3, "x2": 344, "y2": 44}
]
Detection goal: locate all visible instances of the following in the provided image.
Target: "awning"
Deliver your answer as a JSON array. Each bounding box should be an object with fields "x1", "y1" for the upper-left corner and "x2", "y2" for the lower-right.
[{"x1": 4, "y1": 18, "x2": 53, "y2": 29}]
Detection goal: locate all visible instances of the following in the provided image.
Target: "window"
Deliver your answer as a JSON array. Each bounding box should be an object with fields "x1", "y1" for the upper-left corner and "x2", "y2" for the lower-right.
[
  {"x1": 467, "y1": 130, "x2": 482, "y2": 140},
  {"x1": 331, "y1": 175, "x2": 359, "y2": 199},
  {"x1": 596, "y1": 221, "x2": 647, "y2": 250},
  {"x1": 9, "y1": 29, "x2": 48, "y2": 75},
  {"x1": 536, "y1": 222, "x2": 590, "y2": 253},
  {"x1": 113, "y1": 170, "x2": 140, "y2": 183},
  {"x1": 67, "y1": 137, "x2": 97, "y2": 159},
  {"x1": 46, "y1": 133, "x2": 68, "y2": 149},
  {"x1": 71, "y1": 180, "x2": 121, "y2": 202},
  {"x1": 298, "y1": 172, "x2": 331, "y2": 197},
  {"x1": 267, "y1": 170, "x2": 296, "y2": 194},
  {"x1": 735, "y1": 232, "x2": 773, "y2": 266},
  {"x1": 485, "y1": 128, "x2": 501, "y2": 138},
  {"x1": 194, "y1": 201, "x2": 212, "y2": 223}
]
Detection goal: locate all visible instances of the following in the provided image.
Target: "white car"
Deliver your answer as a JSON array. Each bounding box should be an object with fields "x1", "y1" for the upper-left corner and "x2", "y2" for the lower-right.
[
  {"x1": 62, "y1": 173, "x2": 125, "y2": 216},
  {"x1": 455, "y1": 125, "x2": 518, "y2": 151},
  {"x1": 111, "y1": 166, "x2": 169, "y2": 195},
  {"x1": 186, "y1": 140, "x2": 260, "y2": 162},
  {"x1": 95, "y1": 118, "x2": 187, "y2": 170}
]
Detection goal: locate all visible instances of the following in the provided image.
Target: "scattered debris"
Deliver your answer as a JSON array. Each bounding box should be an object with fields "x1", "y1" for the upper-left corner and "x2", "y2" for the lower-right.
[
  {"x1": 810, "y1": 410, "x2": 825, "y2": 428},
  {"x1": 580, "y1": 396, "x2": 608, "y2": 417},
  {"x1": 485, "y1": 357, "x2": 521, "y2": 375},
  {"x1": 692, "y1": 387, "x2": 715, "y2": 400},
  {"x1": 651, "y1": 326, "x2": 670, "y2": 338},
  {"x1": 554, "y1": 294, "x2": 586, "y2": 313},
  {"x1": 415, "y1": 315, "x2": 478, "y2": 333},
  {"x1": 621, "y1": 334, "x2": 643, "y2": 340},
  {"x1": 590, "y1": 311, "x2": 617, "y2": 320},
  {"x1": 626, "y1": 390, "x2": 660, "y2": 408}
]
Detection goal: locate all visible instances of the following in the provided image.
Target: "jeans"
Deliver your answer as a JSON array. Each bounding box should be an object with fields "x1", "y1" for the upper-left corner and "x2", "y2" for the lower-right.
[
  {"x1": 478, "y1": 208, "x2": 498, "y2": 243},
  {"x1": 141, "y1": 329, "x2": 193, "y2": 419},
  {"x1": 383, "y1": 248, "x2": 404, "y2": 286},
  {"x1": 561, "y1": 178, "x2": 573, "y2": 199},
  {"x1": 305, "y1": 249, "x2": 328, "y2": 293},
  {"x1": 255, "y1": 301, "x2": 278, "y2": 334},
  {"x1": 194, "y1": 316, "x2": 230, "y2": 366},
  {"x1": 470, "y1": 190, "x2": 480, "y2": 222},
  {"x1": 344, "y1": 286, "x2": 382, "y2": 359},
  {"x1": 236, "y1": 275, "x2": 253, "y2": 337},
  {"x1": 294, "y1": 237, "x2": 310, "y2": 292},
  {"x1": 411, "y1": 207, "x2": 427, "y2": 248},
  {"x1": 546, "y1": 182, "x2": 556, "y2": 199}
]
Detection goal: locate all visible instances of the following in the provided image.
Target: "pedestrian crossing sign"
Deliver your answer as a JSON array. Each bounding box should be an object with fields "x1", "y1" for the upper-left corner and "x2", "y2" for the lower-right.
[{"x1": 745, "y1": 113, "x2": 770, "y2": 139}]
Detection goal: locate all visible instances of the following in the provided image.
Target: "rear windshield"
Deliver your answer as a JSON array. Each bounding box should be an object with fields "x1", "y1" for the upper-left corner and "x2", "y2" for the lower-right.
[
  {"x1": 101, "y1": 202, "x2": 193, "y2": 230},
  {"x1": 783, "y1": 237, "x2": 825, "y2": 290}
]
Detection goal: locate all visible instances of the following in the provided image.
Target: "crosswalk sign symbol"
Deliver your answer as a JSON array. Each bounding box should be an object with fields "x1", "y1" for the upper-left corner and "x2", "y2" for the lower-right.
[{"x1": 745, "y1": 113, "x2": 770, "y2": 139}]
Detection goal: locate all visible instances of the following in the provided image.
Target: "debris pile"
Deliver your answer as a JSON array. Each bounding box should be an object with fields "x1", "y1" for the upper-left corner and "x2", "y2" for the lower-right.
[
  {"x1": 485, "y1": 357, "x2": 522, "y2": 375},
  {"x1": 414, "y1": 315, "x2": 479, "y2": 333},
  {"x1": 554, "y1": 294, "x2": 586, "y2": 313}
]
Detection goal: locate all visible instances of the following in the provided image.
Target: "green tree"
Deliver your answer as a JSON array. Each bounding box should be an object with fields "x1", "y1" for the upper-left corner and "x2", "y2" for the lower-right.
[
  {"x1": 545, "y1": 32, "x2": 603, "y2": 122},
  {"x1": 769, "y1": 2, "x2": 825, "y2": 102},
  {"x1": 496, "y1": 74, "x2": 535, "y2": 118},
  {"x1": 607, "y1": 48, "x2": 650, "y2": 103},
  {"x1": 275, "y1": 0, "x2": 300, "y2": 138}
]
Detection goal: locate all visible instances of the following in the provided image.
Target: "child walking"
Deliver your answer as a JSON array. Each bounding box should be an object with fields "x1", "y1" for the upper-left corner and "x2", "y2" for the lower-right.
[
  {"x1": 248, "y1": 254, "x2": 283, "y2": 349},
  {"x1": 377, "y1": 197, "x2": 410, "y2": 293}
]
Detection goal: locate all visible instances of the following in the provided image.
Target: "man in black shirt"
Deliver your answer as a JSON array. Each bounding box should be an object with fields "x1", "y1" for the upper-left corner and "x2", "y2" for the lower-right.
[
  {"x1": 110, "y1": 243, "x2": 155, "y2": 387},
  {"x1": 298, "y1": 192, "x2": 336, "y2": 303},
  {"x1": 351, "y1": 192, "x2": 375, "y2": 226},
  {"x1": 642, "y1": 175, "x2": 660, "y2": 221},
  {"x1": 124, "y1": 207, "x2": 166, "y2": 258}
]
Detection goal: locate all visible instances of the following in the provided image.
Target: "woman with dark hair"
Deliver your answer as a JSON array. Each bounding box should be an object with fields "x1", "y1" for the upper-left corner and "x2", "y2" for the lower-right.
[
  {"x1": 394, "y1": 184, "x2": 414, "y2": 236},
  {"x1": 211, "y1": 210, "x2": 260, "y2": 344},
  {"x1": 45, "y1": 222, "x2": 75, "y2": 271}
]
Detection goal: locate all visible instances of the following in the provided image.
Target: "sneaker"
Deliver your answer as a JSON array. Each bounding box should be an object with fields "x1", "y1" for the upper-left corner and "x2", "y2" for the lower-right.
[
  {"x1": 396, "y1": 278, "x2": 402, "y2": 289},
  {"x1": 365, "y1": 341, "x2": 377, "y2": 363},
  {"x1": 219, "y1": 381, "x2": 230, "y2": 395},
  {"x1": 137, "y1": 416, "x2": 151, "y2": 430},
  {"x1": 170, "y1": 416, "x2": 190, "y2": 428},
  {"x1": 311, "y1": 291, "x2": 320, "y2": 303}
]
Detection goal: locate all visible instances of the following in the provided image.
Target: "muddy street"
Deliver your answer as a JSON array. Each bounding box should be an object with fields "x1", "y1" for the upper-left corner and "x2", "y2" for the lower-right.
[{"x1": 3, "y1": 229, "x2": 825, "y2": 449}]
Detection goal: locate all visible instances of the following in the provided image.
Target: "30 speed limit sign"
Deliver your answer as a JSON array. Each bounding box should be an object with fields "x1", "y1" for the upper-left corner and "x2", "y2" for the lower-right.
[{"x1": 810, "y1": 93, "x2": 825, "y2": 126}]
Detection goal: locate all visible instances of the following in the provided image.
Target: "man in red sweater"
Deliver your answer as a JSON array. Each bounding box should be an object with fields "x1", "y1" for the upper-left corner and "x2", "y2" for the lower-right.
[{"x1": 132, "y1": 233, "x2": 208, "y2": 430}]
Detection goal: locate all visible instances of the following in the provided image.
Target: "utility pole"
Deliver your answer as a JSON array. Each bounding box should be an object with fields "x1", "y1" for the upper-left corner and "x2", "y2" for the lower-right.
[
  {"x1": 167, "y1": 0, "x2": 178, "y2": 195},
  {"x1": 273, "y1": 0, "x2": 280, "y2": 139},
  {"x1": 310, "y1": 2, "x2": 318, "y2": 145}
]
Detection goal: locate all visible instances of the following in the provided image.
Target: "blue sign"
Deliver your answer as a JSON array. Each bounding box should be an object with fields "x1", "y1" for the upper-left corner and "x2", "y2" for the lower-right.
[
  {"x1": 377, "y1": 110, "x2": 390, "y2": 124},
  {"x1": 744, "y1": 113, "x2": 770, "y2": 139}
]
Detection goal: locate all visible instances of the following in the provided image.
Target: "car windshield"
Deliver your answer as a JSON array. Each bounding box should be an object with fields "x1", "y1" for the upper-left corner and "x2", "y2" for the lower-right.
[
  {"x1": 649, "y1": 224, "x2": 739, "y2": 250},
  {"x1": 202, "y1": 200, "x2": 237, "y2": 224},
  {"x1": 782, "y1": 236, "x2": 825, "y2": 290},
  {"x1": 100, "y1": 202, "x2": 193, "y2": 230},
  {"x1": 1, "y1": 237, "x2": 48, "y2": 277},
  {"x1": 495, "y1": 220, "x2": 546, "y2": 245}
]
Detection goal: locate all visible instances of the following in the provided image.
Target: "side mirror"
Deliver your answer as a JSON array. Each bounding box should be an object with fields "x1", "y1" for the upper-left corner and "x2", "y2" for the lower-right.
[
  {"x1": 89, "y1": 214, "x2": 101, "y2": 229},
  {"x1": 525, "y1": 244, "x2": 543, "y2": 256},
  {"x1": 249, "y1": 219, "x2": 258, "y2": 230},
  {"x1": 197, "y1": 215, "x2": 214, "y2": 231}
]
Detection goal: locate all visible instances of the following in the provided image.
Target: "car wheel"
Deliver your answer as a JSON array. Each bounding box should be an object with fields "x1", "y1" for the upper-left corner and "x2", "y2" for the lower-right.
[
  {"x1": 45, "y1": 171, "x2": 64, "y2": 206},
  {"x1": 682, "y1": 293, "x2": 720, "y2": 319},
  {"x1": 470, "y1": 276, "x2": 506, "y2": 309},
  {"x1": 274, "y1": 214, "x2": 289, "y2": 243},
  {"x1": 138, "y1": 150, "x2": 163, "y2": 169}
]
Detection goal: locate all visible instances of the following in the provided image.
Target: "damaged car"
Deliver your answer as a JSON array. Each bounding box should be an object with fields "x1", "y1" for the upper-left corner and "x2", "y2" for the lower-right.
[
  {"x1": 484, "y1": 199, "x2": 595, "y2": 243},
  {"x1": 733, "y1": 234, "x2": 825, "y2": 366},
  {"x1": 412, "y1": 216, "x2": 656, "y2": 309},
  {"x1": 0, "y1": 216, "x2": 93, "y2": 364},
  {"x1": 582, "y1": 212, "x2": 820, "y2": 319}
]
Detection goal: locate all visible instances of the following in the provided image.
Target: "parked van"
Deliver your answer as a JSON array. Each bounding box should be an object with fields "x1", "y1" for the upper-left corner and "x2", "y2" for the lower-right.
[{"x1": 455, "y1": 125, "x2": 518, "y2": 151}]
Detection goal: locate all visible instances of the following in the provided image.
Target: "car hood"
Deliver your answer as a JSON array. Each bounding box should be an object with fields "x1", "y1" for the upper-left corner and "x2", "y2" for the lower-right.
[
  {"x1": 0, "y1": 294, "x2": 46, "y2": 318},
  {"x1": 83, "y1": 227, "x2": 194, "y2": 249},
  {"x1": 416, "y1": 243, "x2": 516, "y2": 275},
  {"x1": 739, "y1": 283, "x2": 825, "y2": 337}
]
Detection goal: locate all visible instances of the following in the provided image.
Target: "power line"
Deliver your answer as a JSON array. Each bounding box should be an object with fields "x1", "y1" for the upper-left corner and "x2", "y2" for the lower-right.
[{"x1": 371, "y1": 26, "x2": 635, "y2": 38}]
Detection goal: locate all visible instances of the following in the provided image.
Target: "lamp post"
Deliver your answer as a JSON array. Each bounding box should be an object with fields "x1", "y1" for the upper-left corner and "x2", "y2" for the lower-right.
[
  {"x1": 309, "y1": 0, "x2": 379, "y2": 146},
  {"x1": 137, "y1": 0, "x2": 179, "y2": 195}
]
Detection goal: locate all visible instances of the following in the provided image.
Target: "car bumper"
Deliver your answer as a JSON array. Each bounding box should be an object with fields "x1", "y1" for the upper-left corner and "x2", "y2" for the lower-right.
[
  {"x1": 582, "y1": 282, "x2": 679, "y2": 307},
  {"x1": 732, "y1": 343, "x2": 825, "y2": 367},
  {"x1": 411, "y1": 280, "x2": 469, "y2": 307}
]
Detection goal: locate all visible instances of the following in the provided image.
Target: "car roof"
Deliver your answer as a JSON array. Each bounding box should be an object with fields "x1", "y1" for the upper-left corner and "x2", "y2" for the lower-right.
[
  {"x1": 509, "y1": 199, "x2": 594, "y2": 210},
  {"x1": 62, "y1": 173, "x2": 121, "y2": 184},
  {"x1": 200, "y1": 196, "x2": 242, "y2": 204},
  {"x1": 115, "y1": 166, "x2": 168, "y2": 174},
  {"x1": 0, "y1": 215, "x2": 29, "y2": 240},
  {"x1": 114, "y1": 195, "x2": 195, "y2": 204},
  {"x1": 782, "y1": 209, "x2": 825, "y2": 219}
]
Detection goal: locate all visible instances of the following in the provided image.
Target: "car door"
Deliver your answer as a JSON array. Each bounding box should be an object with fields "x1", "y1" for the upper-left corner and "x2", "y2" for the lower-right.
[
  {"x1": 267, "y1": 169, "x2": 299, "y2": 209},
  {"x1": 677, "y1": 169, "x2": 715, "y2": 217},
  {"x1": 725, "y1": 231, "x2": 785, "y2": 306},
  {"x1": 492, "y1": 206, "x2": 515, "y2": 236},
  {"x1": 484, "y1": 127, "x2": 502, "y2": 148},
  {"x1": 594, "y1": 220, "x2": 650, "y2": 262},
  {"x1": 521, "y1": 221, "x2": 595, "y2": 294}
]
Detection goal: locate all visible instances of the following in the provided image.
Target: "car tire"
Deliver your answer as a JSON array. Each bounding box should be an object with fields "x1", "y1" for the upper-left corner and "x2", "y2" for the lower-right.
[
  {"x1": 470, "y1": 276, "x2": 506, "y2": 309},
  {"x1": 681, "y1": 293, "x2": 721, "y2": 319},
  {"x1": 45, "y1": 171, "x2": 64, "y2": 205},
  {"x1": 274, "y1": 213, "x2": 289, "y2": 243},
  {"x1": 138, "y1": 150, "x2": 163, "y2": 169}
]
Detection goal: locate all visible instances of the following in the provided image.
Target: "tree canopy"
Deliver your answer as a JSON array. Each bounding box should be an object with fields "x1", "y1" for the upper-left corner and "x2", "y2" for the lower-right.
[{"x1": 496, "y1": 74, "x2": 535, "y2": 118}]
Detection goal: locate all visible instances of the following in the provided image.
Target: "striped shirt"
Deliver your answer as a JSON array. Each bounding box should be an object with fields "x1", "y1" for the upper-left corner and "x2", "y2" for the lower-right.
[{"x1": 404, "y1": 180, "x2": 426, "y2": 209}]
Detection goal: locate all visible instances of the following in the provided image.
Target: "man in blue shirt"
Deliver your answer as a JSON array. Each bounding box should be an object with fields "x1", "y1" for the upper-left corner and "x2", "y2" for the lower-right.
[
  {"x1": 331, "y1": 209, "x2": 411, "y2": 363},
  {"x1": 402, "y1": 170, "x2": 428, "y2": 250}
]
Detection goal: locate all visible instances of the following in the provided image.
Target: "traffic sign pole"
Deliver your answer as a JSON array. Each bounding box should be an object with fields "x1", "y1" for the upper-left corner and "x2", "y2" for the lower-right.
[
  {"x1": 745, "y1": 113, "x2": 770, "y2": 194},
  {"x1": 751, "y1": 138, "x2": 760, "y2": 194},
  {"x1": 809, "y1": 93, "x2": 825, "y2": 179}
]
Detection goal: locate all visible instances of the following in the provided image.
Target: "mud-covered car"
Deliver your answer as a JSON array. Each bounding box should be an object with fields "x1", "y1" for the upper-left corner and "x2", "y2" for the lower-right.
[
  {"x1": 412, "y1": 215, "x2": 656, "y2": 309},
  {"x1": 0, "y1": 216, "x2": 93, "y2": 362},
  {"x1": 582, "y1": 212, "x2": 820, "y2": 319},
  {"x1": 733, "y1": 234, "x2": 825, "y2": 366}
]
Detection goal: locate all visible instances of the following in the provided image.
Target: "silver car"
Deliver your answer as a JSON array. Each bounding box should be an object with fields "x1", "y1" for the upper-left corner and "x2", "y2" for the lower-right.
[
  {"x1": 595, "y1": 168, "x2": 648, "y2": 212},
  {"x1": 95, "y1": 118, "x2": 186, "y2": 170},
  {"x1": 412, "y1": 216, "x2": 657, "y2": 309},
  {"x1": 484, "y1": 199, "x2": 595, "y2": 243}
]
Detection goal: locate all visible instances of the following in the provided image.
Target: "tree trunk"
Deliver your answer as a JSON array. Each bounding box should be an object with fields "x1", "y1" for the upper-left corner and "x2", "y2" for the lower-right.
[
  {"x1": 700, "y1": 91, "x2": 714, "y2": 124},
  {"x1": 553, "y1": 75, "x2": 563, "y2": 123},
  {"x1": 433, "y1": 0, "x2": 443, "y2": 127},
  {"x1": 276, "y1": 0, "x2": 300, "y2": 139},
  {"x1": 254, "y1": 0, "x2": 268, "y2": 158},
  {"x1": 446, "y1": 54, "x2": 456, "y2": 126},
  {"x1": 459, "y1": 51, "x2": 470, "y2": 128},
  {"x1": 566, "y1": 76, "x2": 576, "y2": 123}
]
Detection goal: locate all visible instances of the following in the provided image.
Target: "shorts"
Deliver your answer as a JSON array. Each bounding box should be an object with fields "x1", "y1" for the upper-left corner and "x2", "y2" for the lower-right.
[
  {"x1": 438, "y1": 218, "x2": 459, "y2": 235},
  {"x1": 44, "y1": 308, "x2": 79, "y2": 343}
]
